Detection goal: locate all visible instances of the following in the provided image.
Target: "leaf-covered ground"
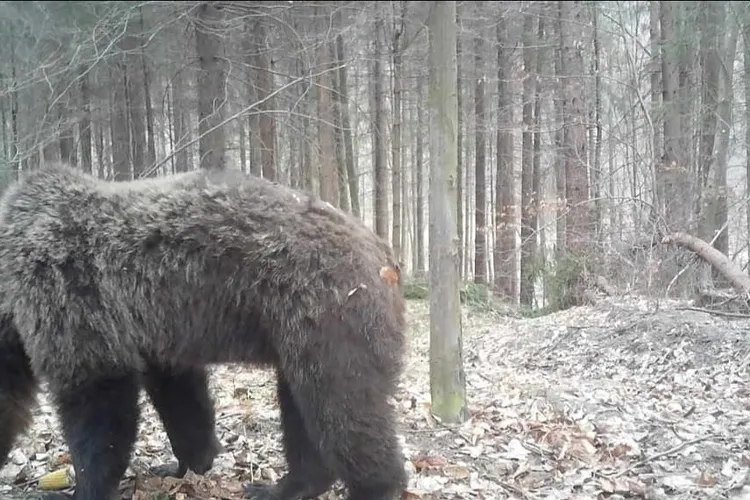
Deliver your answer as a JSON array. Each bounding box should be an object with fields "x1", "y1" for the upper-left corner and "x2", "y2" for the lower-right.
[{"x1": 3, "y1": 296, "x2": 750, "y2": 499}]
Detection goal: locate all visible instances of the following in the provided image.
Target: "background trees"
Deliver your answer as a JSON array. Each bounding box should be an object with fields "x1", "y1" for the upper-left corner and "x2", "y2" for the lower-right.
[{"x1": 0, "y1": 0, "x2": 749, "y2": 310}]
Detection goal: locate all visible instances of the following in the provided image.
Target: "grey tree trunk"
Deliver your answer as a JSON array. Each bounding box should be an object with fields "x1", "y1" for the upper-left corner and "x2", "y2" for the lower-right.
[
  {"x1": 428, "y1": 0, "x2": 468, "y2": 425},
  {"x1": 195, "y1": 2, "x2": 227, "y2": 171}
]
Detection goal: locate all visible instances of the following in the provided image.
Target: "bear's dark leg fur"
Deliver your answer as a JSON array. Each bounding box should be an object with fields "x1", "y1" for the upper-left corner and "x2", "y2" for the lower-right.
[
  {"x1": 0, "y1": 315, "x2": 37, "y2": 469},
  {"x1": 271, "y1": 318, "x2": 408, "y2": 500},
  {"x1": 142, "y1": 363, "x2": 221, "y2": 478},
  {"x1": 243, "y1": 372, "x2": 335, "y2": 500},
  {"x1": 53, "y1": 371, "x2": 140, "y2": 500}
]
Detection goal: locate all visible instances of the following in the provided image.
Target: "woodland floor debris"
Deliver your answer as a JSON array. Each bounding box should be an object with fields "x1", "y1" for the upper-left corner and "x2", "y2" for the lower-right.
[{"x1": 3, "y1": 295, "x2": 750, "y2": 499}]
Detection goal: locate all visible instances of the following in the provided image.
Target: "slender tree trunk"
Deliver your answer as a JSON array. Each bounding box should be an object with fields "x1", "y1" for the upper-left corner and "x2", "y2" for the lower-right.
[
  {"x1": 195, "y1": 2, "x2": 227, "y2": 171},
  {"x1": 494, "y1": 17, "x2": 517, "y2": 300},
  {"x1": 473, "y1": 30, "x2": 486, "y2": 285},
  {"x1": 428, "y1": 0, "x2": 468, "y2": 425},
  {"x1": 592, "y1": 2, "x2": 602, "y2": 238},
  {"x1": 650, "y1": 1, "x2": 662, "y2": 174},
  {"x1": 520, "y1": 12, "x2": 537, "y2": 305},
  {"x1": 79, "y1": 66, "x2": 93, "y2": 174},
  {"x1": 9, "y1": 28, "x2": 19, "y2": 178},
  {"x1": 534, "y1": 13, "x2": 545, "y2": 305},
  {"x1": 141, "y1": 8, "x2": 156, "y2": 174},
  {"x1": 697, "y1": 1, "x2": 722, "y2": 240},
  {"x1": 373, "y1": 21, "x2": 388, "y2": 238},
  {"x1": 110, "y1": 63, "x2": 130, "y2": 180},
  {"x1": 416, "y1": 73, "x2": 426, "y2": 274},
  {"x1": 713, "y1": 15, "x2": 738, "y2": 260},
  {"x1": 391, "y1": 17, "x2": 403, "y2": 262},
  {"x1": 336, "y1": 29, "x2": 360, "y2": 217},
  {"x1": 331, "y1": 40, "x2": 350, "y2": 212},
  {"x1": 171, "y1": 69, "x2": 191, "y2": 173},
  {"x1": 745, "y1": 8, "x2": 750, "y2": 264},
  {"x1": 554, "y1": 6, "x2": 566, "y2": 254},
  {"x1": 252, "y1": 20, "x2": 277, "y2": 181},
  {"x1": 316, "y1": 34, "x2": 338, "y2": 206}
]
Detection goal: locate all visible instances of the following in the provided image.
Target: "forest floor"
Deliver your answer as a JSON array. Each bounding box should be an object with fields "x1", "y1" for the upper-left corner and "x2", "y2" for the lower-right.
[{"x1": 3, "y1": 296, "x2": 750, "y2": 499}]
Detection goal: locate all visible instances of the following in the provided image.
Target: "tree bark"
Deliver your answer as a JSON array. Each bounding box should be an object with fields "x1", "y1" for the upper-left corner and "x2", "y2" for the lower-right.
[
  {"x1": 372, "y1": 20, "x2": 388, "y2": 238},
  {"x1": 520, "y1": 12, "x2": 537, "y2": 305},
  {"x1": 252, "y1": 20, "x2": 277, "y2": 181},
  {"x1": 560, "y1": 1, "x2": 590, "y2": 254},
  {"x1": 428, "y1": 0, "x2": 468, "y2": 425},
  {"x1": 659, "y1": 0, "x2": 689, "y2": 229},
  {"x1": 473, "y1": 28, "x2": 486, "y2": 285},
  {"x1": 494, "y1": 17, "x2": 517, "y2": 300},
  {"x1": 336, "y1": 29, "x2": 360, "y2": 217},
  {"x1": 79, "y1": 66, "x2": 92, "y2": 175},
  {"x1": 662, "y1": 232, "x2": 750, "y2": 294},
  {"x1": 195, "y1": 2, "x2": 227, "y2": 171}
]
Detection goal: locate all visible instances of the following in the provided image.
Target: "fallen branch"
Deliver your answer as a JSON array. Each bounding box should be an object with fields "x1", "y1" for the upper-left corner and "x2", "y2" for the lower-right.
[
  {"x1": 675, "y1": 306, "x2": 750, "y2": 319},
  {"x1": 661, "y1": 232, "x2": 750, "y2": 295},
  {"x1": 608, "y1": 434, "x2": 716, "y2": 478}
]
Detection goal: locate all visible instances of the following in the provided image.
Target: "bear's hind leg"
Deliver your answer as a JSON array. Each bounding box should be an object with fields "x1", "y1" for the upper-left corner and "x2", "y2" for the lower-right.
[{"x1": 242, "y1": 371, "x2": 336, "y2": 500}]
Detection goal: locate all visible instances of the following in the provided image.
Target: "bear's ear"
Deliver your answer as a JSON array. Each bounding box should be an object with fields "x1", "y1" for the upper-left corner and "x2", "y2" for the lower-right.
[{"x1": 379, "y1": 265, "x2": 401, "y2": 287}]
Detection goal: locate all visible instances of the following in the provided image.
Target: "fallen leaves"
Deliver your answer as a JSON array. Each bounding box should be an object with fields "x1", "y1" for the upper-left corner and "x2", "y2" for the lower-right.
[{"x1": 4, "y1": 296, "x2": 750, "y2": 499}]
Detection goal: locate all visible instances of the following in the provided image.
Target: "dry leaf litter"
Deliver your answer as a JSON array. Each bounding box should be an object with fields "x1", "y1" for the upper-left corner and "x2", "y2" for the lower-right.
[{"x1": 2, "y1": 296, "x2": 750, "y2": 499}]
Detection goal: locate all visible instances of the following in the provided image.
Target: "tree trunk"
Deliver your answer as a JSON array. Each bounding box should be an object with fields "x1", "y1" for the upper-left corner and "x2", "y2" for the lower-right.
[
  {"x1": 79, "y1": 66, "x2": 93, "y2": 175},
  {"x1": 252, "y1": 20, "x2": 277, "y2": 181},
  {"x1": 336, "y1": 29, "x2": 360, "y2": 217},
  {"x1": 494, "y1": 17, "x2": 517, "y2": 300},
  {"x1": 456, "y1": 5, "x2": 464, "y2": 279},
  {"x1": 744, "y1": 7, "x2": 750, "y2": 264},
  {"x1": 520, "y1": 12, "x2": 537, "y2": 305},
  {"x1": 391, "y1": 11, "x2": 404, "y2": 262},
  {"x1": 171, "y1": 68, "x2": 191, "y2": 173},
  {"x1": 533, "y1": 13, "x2": 545, "y2": 305},
  {"x1": 316, "y1": 34, "x2": 338, "y2": 206},
  {"x1": 473, "y1": 29, "x2": 486, "y2": 285},
  {"x1": 195, "y1": 2, "x2": 227, "y2": 171},
  {"x1": 697, "y1": 1, "x2": 723, "y2": 240},
  {"x1": 331, "y1": 39, "x2": 349, "y2": 212},
  {"x1": 141, "y1": 7, "x2": 156, "y2": 174},
  {"x1": 428, "y1": 0, "x2": 468, "y2": 425},
  {"x1": 659, "y1": 0, "x2": 689, "y2": 230},
  {"x1": 110, "y1": 63, "x2": 130, "y2": 180},
  {"x1": 373, "y1": 21, "x2": 388, "y2": 238},
  {"x1": 560, "y1": 1, "x2": 590, "y2": 254},
  {"x1": 554, "y1": 8, "x2": 566, "y2": 254},
  {"x1": 650, "y1": 1, "x2": 662, "y2": 176},
  {"x1": 712, "y1": 15, "x2": 738, "y2": 263},
  {"x1": 9, "y1": 28, "x2": 19, "y2": 178},
  {"x1": 592, "y1": 2, "x2": 602, "y2": 239},
  {"x1": 416, "y1": 73, "x2": 426, "y2": 275}
]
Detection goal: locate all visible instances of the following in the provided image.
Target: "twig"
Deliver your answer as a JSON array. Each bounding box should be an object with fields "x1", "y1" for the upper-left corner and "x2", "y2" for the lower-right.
[
  {"x1": 609, "y1": 434, "x2": 715, "y2": 478},
  {"x1": 675, "y1": 306, "x2": 750, "y2": 319}
]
